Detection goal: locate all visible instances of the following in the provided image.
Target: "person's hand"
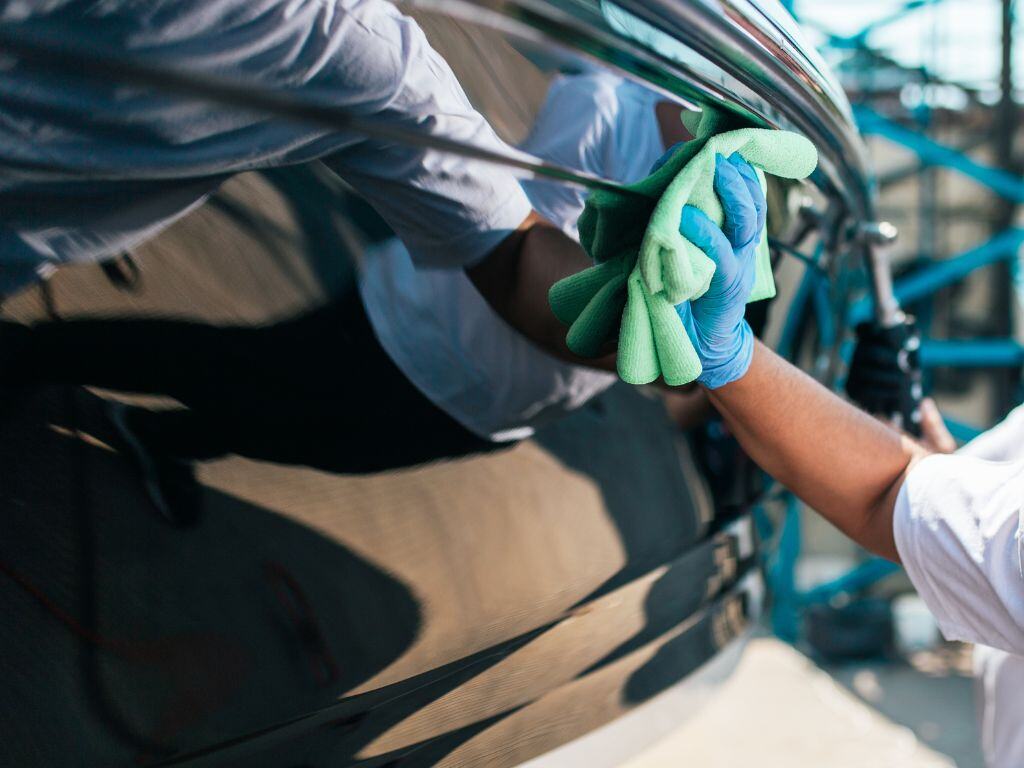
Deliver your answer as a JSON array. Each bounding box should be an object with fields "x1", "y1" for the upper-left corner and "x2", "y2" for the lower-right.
[
  {"x1": 917, "y1": 398, "x2": 956, "y2": 453},
  {"x1": 675, "y1": 153, "x2": 765, "y2": 389}
]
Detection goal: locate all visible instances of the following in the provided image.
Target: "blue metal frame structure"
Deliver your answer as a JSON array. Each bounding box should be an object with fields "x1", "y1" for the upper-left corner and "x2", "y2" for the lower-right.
[{"x1": 764, "y1": 0, "x2": 1021, "y2": 643}]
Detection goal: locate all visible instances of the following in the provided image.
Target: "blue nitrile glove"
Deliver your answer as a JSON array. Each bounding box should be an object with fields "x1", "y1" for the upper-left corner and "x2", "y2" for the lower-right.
[{"x1": 675, "y1": 153, "x2": 766, "y2": 389}]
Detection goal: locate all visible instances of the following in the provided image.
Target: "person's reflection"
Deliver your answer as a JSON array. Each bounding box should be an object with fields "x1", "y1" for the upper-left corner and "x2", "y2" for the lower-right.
[
  {"x1": 356, "y1": 71, "x2": 705, "y2": 455},
  {"x1": 0, "y1": 73, "x2": 700, "y2": 524}
]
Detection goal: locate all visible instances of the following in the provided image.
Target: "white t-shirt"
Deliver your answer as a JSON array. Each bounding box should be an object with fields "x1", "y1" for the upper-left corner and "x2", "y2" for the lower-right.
[
  {"x1": 893, "y1": 440, "x2": 1024, "y2": 657},
  {"x1": 956, "y1": 406, "x2": 1024, "y2": 768},
  {"x1": 0, "y1": 0, "x2": 530, "y2": 292},
  {"x1": 359, "y1": 73, "x2": 667, "y2": 440}
]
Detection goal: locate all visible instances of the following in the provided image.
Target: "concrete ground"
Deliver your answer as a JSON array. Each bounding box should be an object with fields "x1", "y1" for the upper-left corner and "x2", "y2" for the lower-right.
[{"x1": 622, "y1": 635, "x2": 983, "y2": 768}]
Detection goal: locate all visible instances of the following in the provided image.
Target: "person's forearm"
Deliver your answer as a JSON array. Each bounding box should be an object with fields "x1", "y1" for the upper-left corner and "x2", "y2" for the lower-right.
[
  {"x1": 708, "y1": 342, "x2": 929, "y2": 561},
  {"x1": 466, "y1": 213, "x2": 617, "y2": 370}
]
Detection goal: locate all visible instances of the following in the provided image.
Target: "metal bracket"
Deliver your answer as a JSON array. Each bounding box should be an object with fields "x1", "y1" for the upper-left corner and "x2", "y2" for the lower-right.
[{"x1": 857, "y1": 220, "x2": 904, "y2": 328}]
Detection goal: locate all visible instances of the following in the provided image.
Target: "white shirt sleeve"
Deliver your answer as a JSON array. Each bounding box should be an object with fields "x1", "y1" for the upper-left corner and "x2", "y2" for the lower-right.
[
  {"x1": 314, "y1": 0, "x2": 532, "y2": 268},
  {"x1": 517, "y1": 75, "x2": 611, "y2": 241},
  {"x1": 1, "y1": 0, "x2": 531, "y2": 271},
  {"x1": 893, "y1": 453, "x2": 1024, "y2": 655},
  {"x1": 517, "y1": 74, "x2": 664, "y2": 241}
]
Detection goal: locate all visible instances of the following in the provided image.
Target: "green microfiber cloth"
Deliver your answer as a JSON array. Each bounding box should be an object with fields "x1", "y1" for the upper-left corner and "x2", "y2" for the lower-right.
[{"x1": 550, "y1": 110, "x2": 818, "y2": 385}]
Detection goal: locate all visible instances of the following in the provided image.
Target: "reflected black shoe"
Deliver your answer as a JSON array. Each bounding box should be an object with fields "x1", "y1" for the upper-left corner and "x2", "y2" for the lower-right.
[{"x1": 105, "y1": 401, "x2": 203, "y2": 527}]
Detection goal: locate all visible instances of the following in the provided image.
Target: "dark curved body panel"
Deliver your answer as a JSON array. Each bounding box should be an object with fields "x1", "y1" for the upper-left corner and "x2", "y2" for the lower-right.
[{"x1": 0, "y1": 168, "x2": 757, "y2": 767}]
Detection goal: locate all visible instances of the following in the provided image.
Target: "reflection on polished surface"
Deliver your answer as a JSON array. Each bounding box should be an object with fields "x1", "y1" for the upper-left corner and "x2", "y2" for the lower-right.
[
  {"x1": 1, "y1": 168, "x2": 758, "y2": 766},
  {"x1": 398, "y1": 0, "x2": 869, "y2": 381},
  {"x1": 398, "y1": 0, "x2": 869, "y2": 216},
  {"x1": 405, "y1": 5, "x2": 857, "y2": 387}
]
